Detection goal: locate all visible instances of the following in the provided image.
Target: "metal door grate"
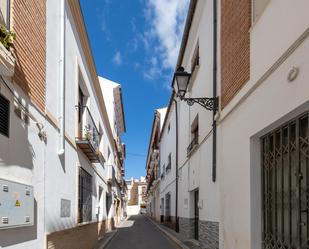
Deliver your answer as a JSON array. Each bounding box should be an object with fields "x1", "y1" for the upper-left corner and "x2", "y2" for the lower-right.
[{"x1": 262, "y1": 113, "x2": 309, "y2": 249}]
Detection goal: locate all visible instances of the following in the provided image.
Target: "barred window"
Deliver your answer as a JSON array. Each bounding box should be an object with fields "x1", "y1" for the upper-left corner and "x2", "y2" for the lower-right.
[
  {"x1": 0, "y1": 93, "x2": 10, "y2": 137},
  {"x1": 78, "y1": 168, "x2": 92, "y2": 223}
]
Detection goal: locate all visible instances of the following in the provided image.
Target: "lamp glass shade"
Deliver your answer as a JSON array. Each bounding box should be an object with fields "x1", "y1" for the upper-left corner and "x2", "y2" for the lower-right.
[{"x1": 172, "y1": 67, "x2": 191, "y2": 98}]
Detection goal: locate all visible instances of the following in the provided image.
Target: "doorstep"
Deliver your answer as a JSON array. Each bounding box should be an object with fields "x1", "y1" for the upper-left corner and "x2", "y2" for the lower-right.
[{"x1": 146, "y1": 216, "x2": 202, "y2": 249}]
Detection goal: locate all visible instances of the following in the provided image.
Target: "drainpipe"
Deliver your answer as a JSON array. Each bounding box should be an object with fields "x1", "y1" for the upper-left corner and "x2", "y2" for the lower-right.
[
  {"x1": 173, "y1": 95, "x2": 179, "y2": 232},
  {"x1": 212, "y1": 0, "x2": 218, "y2": 182},
  {"x1": 58, "y1": 0, "x2": 66, "y2": 155}
]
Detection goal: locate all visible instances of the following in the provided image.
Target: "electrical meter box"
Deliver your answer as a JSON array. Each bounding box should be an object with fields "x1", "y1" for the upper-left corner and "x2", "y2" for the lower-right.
[{"x1": 0, "y1": 178, "x2": 34, "y2": 229}]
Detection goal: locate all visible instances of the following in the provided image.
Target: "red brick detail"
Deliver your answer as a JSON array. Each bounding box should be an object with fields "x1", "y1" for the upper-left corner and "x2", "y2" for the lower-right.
[
  {"x1": 12, "y1": 0, "x2": 46, "y2": 111},
  {"x1": 220, "y1": 0, "x2": 251, "y2": 108}
]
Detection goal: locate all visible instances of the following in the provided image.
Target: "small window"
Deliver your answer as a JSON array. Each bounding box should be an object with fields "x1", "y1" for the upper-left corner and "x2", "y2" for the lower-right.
[
  {"x1": 108, "y1": 147, "x2": 111, "y2": 159},
  {"x1": 167, "y1": 123, "x2": 170, "y2": 133},
  {"x1": 78, "y1": 168, "x2": 92, "y2": 223},
  {"x1": 98, "y1": 124, "x2": 103, "y2": 142},
  {"x1": 0, "y1": 93, "x2": 10, "y2": 137},
  {"x1": 161, "y1": 165, "x2": 165, "y2": 179},
  {"x1": 166, "y1": 153, "x2": 171, "y2": 173},
  {"x1": 191, "y1": 42, "x2": 199, "y2": 73},
  {"x1": 187, "y1": 115, "x2": 199, "y2": 155}
]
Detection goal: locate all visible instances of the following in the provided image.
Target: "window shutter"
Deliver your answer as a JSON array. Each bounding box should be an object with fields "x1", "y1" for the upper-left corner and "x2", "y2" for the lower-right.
[{"x1": 0, "y1": 93, "x2": 10, "y2": 137}]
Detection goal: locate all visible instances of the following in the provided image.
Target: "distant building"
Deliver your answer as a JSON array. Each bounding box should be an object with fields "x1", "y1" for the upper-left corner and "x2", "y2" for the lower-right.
[
  {"x1": 145, "y1": 108, "x2": 167, "y2": 221},
  {"x1": 126, "y1": 177, "x2": 147, "y2": 206}
]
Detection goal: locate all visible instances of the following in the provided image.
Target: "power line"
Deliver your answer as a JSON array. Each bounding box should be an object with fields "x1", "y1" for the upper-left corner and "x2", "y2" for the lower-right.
[{"x1": 126, "y1": 152, "x2": 146, "y2": 158}]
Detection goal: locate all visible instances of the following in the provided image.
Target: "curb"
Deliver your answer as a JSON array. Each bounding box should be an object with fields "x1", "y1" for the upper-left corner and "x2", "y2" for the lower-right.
[
  {"x1": 97, "y1": 230, "x2": 118, "y2": 249},
  {"x1": 98, "y1": 215, "x2": 130, "y2": 249},
  {"x1": 146, "y1": 216, "x2": 190, "y2": 249}
]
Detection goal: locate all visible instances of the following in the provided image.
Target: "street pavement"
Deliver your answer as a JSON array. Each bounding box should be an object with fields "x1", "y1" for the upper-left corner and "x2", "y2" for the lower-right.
[{"x1": 106, "y1": 215, "x2": 179, "y2": 249}]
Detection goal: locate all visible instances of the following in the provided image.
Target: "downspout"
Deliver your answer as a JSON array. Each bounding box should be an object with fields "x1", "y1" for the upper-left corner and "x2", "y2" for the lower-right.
[
  {"x1": 173, "y1": 95, "x2": 179, "y2": 232},
  {"x1": 58, "y1": 0, "x2": 66, "y2": 155},
  {"x1": 212, "y1": 0, "x2": 218, "y2": 182}
]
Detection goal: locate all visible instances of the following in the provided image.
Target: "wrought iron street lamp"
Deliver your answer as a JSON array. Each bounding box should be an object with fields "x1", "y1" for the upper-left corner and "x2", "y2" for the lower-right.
[{"x1": 172, "y1": 67, "x2": 218, "y2": 111}]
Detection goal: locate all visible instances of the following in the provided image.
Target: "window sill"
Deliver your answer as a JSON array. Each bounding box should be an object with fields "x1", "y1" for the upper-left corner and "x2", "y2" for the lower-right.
[{"x1": 0, "y1": 43, "x2": 15, "y2": 77}]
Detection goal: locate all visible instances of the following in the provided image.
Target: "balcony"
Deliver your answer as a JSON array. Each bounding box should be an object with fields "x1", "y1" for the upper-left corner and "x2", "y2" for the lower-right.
[
  {"x1": 187, "y1": 135, "x2": 199, "y2": 156},
  {"x1": 0, "y1": 43, "x2": 15, "y2": 77},
  {"x1": 107, "y1": 165, "x2": 115, "y2": 183},
  {"x1": 75, "y1": 105, "x2": 101, "y2": 163}
]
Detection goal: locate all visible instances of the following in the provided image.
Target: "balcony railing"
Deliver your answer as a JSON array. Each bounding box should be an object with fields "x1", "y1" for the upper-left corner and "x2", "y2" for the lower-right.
[
  {"x1": 187, "y1": 135, "x2": 199, "y2": 156},
  {"x1": 75, "y1": 105, "x2": 101, "y2": 163},
  {"x1": 107, "y1": 165, "x2": 115, "y2": 183}
]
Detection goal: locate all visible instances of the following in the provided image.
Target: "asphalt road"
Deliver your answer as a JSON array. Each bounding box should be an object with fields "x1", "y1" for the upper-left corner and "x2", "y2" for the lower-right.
[{"x1": 106, "y1": 215, "x2": 178, "y2": 249}]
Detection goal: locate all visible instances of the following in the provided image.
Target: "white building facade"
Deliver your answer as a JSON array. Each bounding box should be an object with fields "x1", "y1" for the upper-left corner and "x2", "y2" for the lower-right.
[
  {"x1": 218, "y1": 0, "x2": 309, "y2": 249},
  {"x1": 145, "y1": 108, "x2": 166, "y2": 222},
  {"x1": 159, "y1": 100, "x2": 177, "y2": 229},
  {"x1": 154, "y1": 0, "x2": 309, "y2": 249},
  {"x1": 0, "y1": 1, "x2": 127, "y2": 248}
]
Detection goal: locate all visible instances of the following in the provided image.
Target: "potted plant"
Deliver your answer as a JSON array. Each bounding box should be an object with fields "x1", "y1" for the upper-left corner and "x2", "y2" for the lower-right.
[
  {"x1": 0, "y1": 24, "x2": 16, "y2": 76},
  {"x1": 84, "y1": 126, "x2": 92, "y2": 140},
  {"x1": 0, "y1": 24, "x2": 16, "y2": 50}
]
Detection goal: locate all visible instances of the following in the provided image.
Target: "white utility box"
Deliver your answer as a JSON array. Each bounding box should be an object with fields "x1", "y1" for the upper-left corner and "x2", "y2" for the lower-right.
[{"x1": 0, "y1": 178, "x2": 34, "y2": 229}]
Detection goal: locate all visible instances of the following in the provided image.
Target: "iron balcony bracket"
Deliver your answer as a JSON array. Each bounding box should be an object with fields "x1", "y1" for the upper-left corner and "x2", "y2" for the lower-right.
[{"x1": 180, "y1": 96, "x2": 218, "y2": 111}]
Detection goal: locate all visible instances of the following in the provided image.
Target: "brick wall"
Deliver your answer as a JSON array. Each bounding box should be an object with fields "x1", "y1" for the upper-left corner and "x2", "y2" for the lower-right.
[
  {"x1": 12, "y1": 0, "x2": 46, "y2": 111},
  {"x1": 220, "y1": 0, "x2": 251, "y2": 108}
]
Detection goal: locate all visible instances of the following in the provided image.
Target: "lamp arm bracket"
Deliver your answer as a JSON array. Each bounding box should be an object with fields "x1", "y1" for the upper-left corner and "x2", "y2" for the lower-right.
[{"x1": 180, "y1": 97, "x2": 218, "y2": 111}]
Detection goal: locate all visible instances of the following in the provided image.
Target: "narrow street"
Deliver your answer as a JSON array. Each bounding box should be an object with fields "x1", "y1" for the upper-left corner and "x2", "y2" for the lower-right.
[{"x1": 106, "y1": 215, "x2": 179, "y2": 249}]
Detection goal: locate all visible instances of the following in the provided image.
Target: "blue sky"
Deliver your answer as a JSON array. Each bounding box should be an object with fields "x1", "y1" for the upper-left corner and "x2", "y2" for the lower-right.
[{"x1": 80, "y1": 0, "x2": 189, "y2": 179}]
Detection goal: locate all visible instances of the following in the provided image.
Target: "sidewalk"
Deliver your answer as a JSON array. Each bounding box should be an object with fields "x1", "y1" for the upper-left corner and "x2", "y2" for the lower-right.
[
  {"x1": 95, "y1": 216, "x2": 129, "y2": 249},
  {"x1": 146, "y1": 216, "x2": 202, "y2": 249},
  {"x1": 95, "y1": 230, "x2": 118, "y2": 249}
]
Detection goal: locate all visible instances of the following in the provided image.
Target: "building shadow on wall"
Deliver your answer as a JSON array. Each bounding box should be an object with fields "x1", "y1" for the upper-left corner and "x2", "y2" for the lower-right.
[
  {"x1": 0, "y1": 43, "x2": 38, "y2": 170},
  {"x1": 0, "y1": 199, "x2": 37, "y2": 247},
  {"x1": 0, "y1": 96, "x2": 36, "y2": 170}
]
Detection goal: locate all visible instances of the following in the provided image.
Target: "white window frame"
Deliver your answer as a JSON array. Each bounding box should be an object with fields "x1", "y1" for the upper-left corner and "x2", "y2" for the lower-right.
[{"x1": 0, "y1": 0, "x2": 11, "y2": 28}]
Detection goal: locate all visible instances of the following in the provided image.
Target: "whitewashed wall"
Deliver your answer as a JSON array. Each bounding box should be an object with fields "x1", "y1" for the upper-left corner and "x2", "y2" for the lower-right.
[
  {"x1": 44, "y1": 0, "x2": 113, "y2": 235},
  {"x1": 0, "y1": 80, "x2": 46, "y2": 249},
  {"x1": 177, "y1": 0, "x2": 220, "y2": 223},
  {"x1": 218, "y1": 0, "x2": 309, "y2": 248},
  {"x1": 160, "y1": 102, "x2": 176, "y2": 218}
]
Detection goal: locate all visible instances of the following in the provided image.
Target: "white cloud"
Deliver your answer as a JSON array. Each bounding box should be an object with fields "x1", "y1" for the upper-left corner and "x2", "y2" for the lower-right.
[
  {"x1": 112, "y1": 51, "x2": 122, "y2": 65},
  {"x1": 145, "y1": 0, "x2": 189, "y2": 69}
]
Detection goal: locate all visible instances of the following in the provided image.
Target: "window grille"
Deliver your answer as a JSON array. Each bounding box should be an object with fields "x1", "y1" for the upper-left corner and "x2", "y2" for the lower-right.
[
  {"x1": 0, "y1": 93, "x2": 10, "y2": 137},
  {"x1": 166, "y1": 153, "x2": 171, "y2": 173},
  {"x1": 262, "y1": 113, "x2": 309, "y2": 248},
  {"x1": 165, "y1": 193, "x2": 171, "y2": 222},
  {"x1": 78, "y1": 168, "x2": 92, "y2": 223}
]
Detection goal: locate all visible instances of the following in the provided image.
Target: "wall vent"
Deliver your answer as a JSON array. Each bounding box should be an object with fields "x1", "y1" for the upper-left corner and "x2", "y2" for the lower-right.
[
  {"x1": 2, "y1": 185, "x2": 8, "y2": 192},
  {"x1": 25, "y1": 189, "x2": 30, "y2": 196},
  {"x1": 2, "y1": 217, "x2": 9, "y2": 224},
  {"x1": 0, "y1": 93, "x2": 10, "y2": 137},
  {"x1": 25, "y1": 216, "x2": 30, "y2": 223}
]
